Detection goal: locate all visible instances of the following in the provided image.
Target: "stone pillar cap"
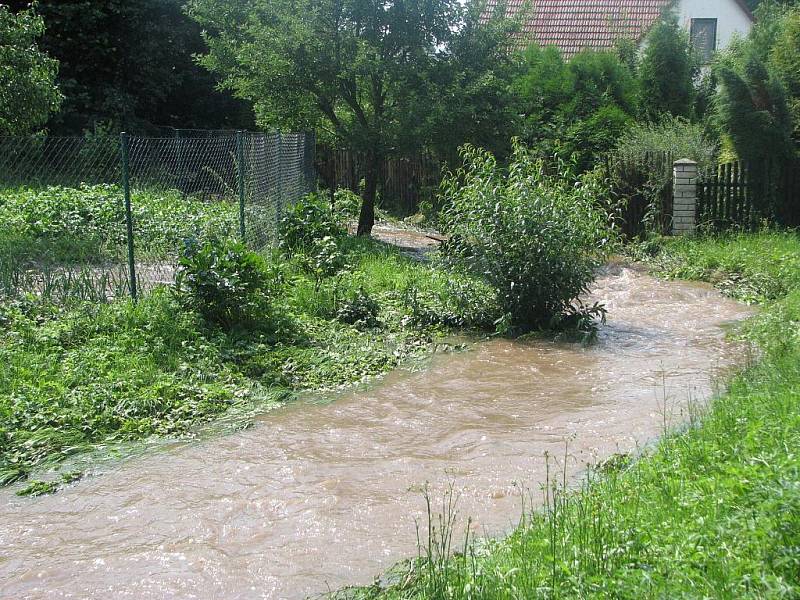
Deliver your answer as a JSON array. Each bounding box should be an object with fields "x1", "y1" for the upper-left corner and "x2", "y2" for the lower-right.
[{"x1": 674, "y1": 158, "x2": 698, "y2": 165}]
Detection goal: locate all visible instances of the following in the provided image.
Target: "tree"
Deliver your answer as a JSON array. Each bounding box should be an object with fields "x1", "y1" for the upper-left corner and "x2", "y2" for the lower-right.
[
  {"x1": 0, "y1": 4, "x2": 61, "y2": 134},
  {"x1": 514, "y1": 45, "x2": 637, "y2": 171},
  {"x1": 716, "y1": 49, "x2": 794, "y2": 214},
  {"x1": 423, "y1": 4, "x2": 520, "y2": 166},
  {"x1": 6, "y1": 0, "x2": 253, "y2": 133},
  {"x1": 188, "y1": 0, "x2": 516, "y2": 235},
  {"x1": 638, "y1": 11, "x2": 697, "y2": 121},
  {"x1": 770, "y1": 6, "x2": 800, "y2": 142},
  {"x1": 513, "y1": 44, "x2": 572, "y2": 147}
]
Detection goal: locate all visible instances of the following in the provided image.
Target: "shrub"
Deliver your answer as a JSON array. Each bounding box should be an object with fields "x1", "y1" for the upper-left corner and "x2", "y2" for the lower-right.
[
  {"x1": 336, "y1": 287, "x2": 380, "y2": 328},
  {"x1": 612, "y1": 116, "x2": 717, "y2": 172},
  {"x1": 332, "y1": 188, "x2": 363, "y2": 219},
  {"x1": 278, "y1": 193, "x2": 345, "y2": 254},
  {"x1": 300, "y1": 235, "x2": 348, "y2": 290},
  {"x1": 175, "y1": 238, "x2": 273, "y2": 329},
  {"x1": 439, "y1": 142, "x2": 612, "y2": 331}
]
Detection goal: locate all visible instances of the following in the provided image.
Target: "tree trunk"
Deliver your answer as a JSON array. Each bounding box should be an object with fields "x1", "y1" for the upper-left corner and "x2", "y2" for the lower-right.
[{"x1": 357, "y1": 150, "x2": 380, "y2": 236}]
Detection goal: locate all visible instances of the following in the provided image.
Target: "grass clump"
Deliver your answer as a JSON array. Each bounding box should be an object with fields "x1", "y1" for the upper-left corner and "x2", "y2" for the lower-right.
[
  {"x1": 633, "y1": 230, "x2": 800, "y2": 303},
  {"x1": 340, "y1": 231, "x2": 800, "y2": 599}
]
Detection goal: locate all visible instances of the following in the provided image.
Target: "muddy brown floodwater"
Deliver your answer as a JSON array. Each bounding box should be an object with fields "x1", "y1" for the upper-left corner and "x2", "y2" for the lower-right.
[{"x1": 0, "y1": 266, "x2": 753, "y2": 600}]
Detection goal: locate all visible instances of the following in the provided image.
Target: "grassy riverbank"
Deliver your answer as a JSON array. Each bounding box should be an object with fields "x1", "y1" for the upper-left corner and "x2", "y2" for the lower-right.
[
  {"x1": 346, "y1": 231, "x2": 800, "y2": 599},
  {"x1": 0, "y1": 232, "x2": 500, "y2": 493}
]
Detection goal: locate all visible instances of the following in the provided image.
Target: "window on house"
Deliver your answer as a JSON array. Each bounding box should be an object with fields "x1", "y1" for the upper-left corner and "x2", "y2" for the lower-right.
[{"x1": 691, "y1": 18, "x2": 718, "y2": 64}]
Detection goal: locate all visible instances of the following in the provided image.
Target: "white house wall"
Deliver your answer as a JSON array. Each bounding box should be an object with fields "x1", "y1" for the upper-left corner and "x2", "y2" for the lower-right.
[{"x1": 676, "y1": 0, "x2": 753, "y2": 51}]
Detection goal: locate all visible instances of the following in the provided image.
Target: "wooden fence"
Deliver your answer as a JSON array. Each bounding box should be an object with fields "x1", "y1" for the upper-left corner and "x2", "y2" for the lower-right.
[
  {"x1": 315, "y1": 148, "x2": 443, "y2": 216},
  {"x1": 607, "y1": 151, "x2": 675, "y2": 238},
  {"x1": 697, "y1": 159, "x2": 800, "y2": 230}
]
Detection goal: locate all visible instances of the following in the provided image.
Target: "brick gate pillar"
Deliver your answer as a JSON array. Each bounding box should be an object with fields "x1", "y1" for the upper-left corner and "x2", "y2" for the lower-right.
[{"x1": 672, "y1": 159, "x2": 698, "y2": 235}]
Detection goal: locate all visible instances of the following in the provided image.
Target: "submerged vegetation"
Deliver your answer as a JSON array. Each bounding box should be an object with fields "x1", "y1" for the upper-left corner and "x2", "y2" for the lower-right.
[{"x1": 338, "y1": 231, "x2": 800, "y2": 599}]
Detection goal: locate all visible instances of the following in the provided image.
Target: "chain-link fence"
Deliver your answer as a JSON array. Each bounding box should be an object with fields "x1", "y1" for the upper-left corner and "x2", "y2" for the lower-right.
[{"x1": 0, "y1": 130, "x2": 316, "y2": 304}]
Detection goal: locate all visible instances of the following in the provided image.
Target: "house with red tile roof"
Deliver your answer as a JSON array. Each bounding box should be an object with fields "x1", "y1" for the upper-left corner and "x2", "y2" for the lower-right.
[{"x1": 487, "y1": 0, "x2": 754, "y2": 61}]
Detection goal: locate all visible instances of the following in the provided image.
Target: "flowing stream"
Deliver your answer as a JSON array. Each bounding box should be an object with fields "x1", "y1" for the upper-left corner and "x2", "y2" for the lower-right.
[{"x1": 0, "y1": 266, "x2": 753, "y2": 599}]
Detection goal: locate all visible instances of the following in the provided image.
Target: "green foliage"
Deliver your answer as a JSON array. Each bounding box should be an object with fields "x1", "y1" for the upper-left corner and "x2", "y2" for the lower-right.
[
  {"x1": 401, "y1": 273, "x2": 501, "y2": 330},
  {"x1": 4, "y1": 0, "x2": 252, "y2": 133},
  {"x1": 564, "y1": 104, "x2": 632, "y2": 173},
  {"x1": 566, "y1": 50, "x2": 638, "y2": 119},
  {"x1": 638, "y1": 11, "x2": 697, "y2": 120},
  {"x1": 613, "y1": 116, "x2": 717, "y2": 172},
  {"x1": 0, "y1": 5, "x2": 61, "y2": 134},
  {"x1": 637, "y1": 231, "x2": 800, "y2": 304},
  {"x1": 714, "y1": 3, "x2": 798, "y2": 167},
  {"x1": 769, "y1": 7, "x2": 800, "y2": 141},
  {"x1": 300, "y1": 236, "x2": 348, "y2": 290},
  {"x1": 514, "y1": 45, "x2": 638, "y2": 172},
  {"x1": 336, "y1": 287, "x2": 380, "y2": 328},
  {"x1": 715, "y1": 49, "x2": 794, "y2": 217},
  {"x1": 0, "y1": 184, "x2": 239, "y2": 265},
  {"x1": 332, "y1": 188, "x2": 363, "y2": 219},
  {"x1": 278, "y1": 194, "x2": 346, "y2": 256},
  {"x1": 439, "y1": 143, "x2": 612, "y2": 331},
  {"x1": 0, "y1": 290, "x2": 249, "y2": 486},
  {"x1": 423, "y1": 4, "x2": 521, "y2": 164},
  {"x1": 188, "y1": 0, "x2": 518, "y2": 233},
  {"x1": 175, "y1": 239, "x2": 273, "y2": 329},
  {"x1": 513, "y1": 44, "x2": 571, "y2": 144}
]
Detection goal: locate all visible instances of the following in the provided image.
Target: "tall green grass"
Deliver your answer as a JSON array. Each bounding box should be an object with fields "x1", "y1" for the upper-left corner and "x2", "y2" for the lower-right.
[{"x1": 343, "y1": 231, "x2": 800, "y2": 599}]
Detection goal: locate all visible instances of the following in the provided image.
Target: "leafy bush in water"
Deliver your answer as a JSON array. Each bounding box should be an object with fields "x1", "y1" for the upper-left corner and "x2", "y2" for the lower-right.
[
  {"x1": 278, "y1": 193, "x2": 345, "y2": 254},
  {"x1": 0, "y1": 184, "x2": 238, "y2": 262},
  {"x1": 439, "y1": 142, "x2": 612, "y2": 331},
  {"x1": 175, "y1": 239, "x2": 273, "y2": 329}
]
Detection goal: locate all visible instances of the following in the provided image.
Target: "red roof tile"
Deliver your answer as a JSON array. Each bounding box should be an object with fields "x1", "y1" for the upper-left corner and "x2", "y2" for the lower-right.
[{"x1": 487, "y1": 0, "x2": 674, "y2": 58}]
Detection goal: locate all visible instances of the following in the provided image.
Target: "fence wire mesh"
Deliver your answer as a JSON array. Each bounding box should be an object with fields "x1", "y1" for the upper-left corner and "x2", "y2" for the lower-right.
[{"x1": 0, "y1": 130, "x2": 315, "y2": 305}]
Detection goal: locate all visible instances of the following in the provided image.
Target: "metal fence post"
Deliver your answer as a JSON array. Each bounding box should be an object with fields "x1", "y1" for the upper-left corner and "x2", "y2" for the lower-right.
[
  {"x1": 236, "y1": 130, "x2": 246, "y2": 241},
  {"x1": 276, "y1": 132, "x2": 284, "y2": 225},
  {"x1": 120, "y1": 132, "x2": 137, "y2": 301}
]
